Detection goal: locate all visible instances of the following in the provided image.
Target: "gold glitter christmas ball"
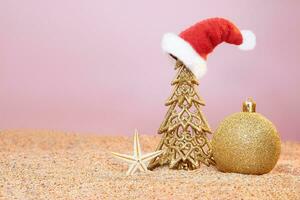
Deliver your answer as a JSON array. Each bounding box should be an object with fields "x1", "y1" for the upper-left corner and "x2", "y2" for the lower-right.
[{"x1": 212, "y1": 98, "x2": 281, "y2": 175}]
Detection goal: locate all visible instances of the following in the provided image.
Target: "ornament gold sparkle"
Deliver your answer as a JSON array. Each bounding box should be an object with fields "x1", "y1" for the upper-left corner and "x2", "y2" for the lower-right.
[
  {"x1": 212, "y1": 98, "x2": 281, "y2": 175},
  {"x1": 111, "y1": 129, "x2": 163, "y2": 175},
  {"x1": 148, "y1": 60, "x2": 214, "y2": 170}
]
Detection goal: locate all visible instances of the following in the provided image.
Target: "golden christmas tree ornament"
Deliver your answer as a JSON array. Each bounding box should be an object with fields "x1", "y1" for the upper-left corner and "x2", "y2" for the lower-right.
[
  {"x1": 212, "y1": 98, "x2": 281, "y2": 175},
  {"x1": 148, "y1": 60, "x2": 215, "y2": 170},
  {"x1": 111, "y1": 129, "x2": 163, "y2": 175}
]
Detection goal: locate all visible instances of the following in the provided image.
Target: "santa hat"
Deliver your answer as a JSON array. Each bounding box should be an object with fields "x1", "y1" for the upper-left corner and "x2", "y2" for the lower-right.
[{"x1": 162, "y1": 18, "x2": 256, "y2": 79}]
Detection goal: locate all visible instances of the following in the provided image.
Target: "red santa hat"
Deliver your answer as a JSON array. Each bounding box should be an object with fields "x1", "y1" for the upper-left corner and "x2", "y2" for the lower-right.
[{"x1": 162, "y1": 18, "x2": 256, "y2": 79}]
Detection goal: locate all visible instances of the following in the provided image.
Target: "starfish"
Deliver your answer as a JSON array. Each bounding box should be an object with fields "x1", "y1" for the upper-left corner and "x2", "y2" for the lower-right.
[{"x1": 111, "y1": 129, "x2": 163, "y2": 175}]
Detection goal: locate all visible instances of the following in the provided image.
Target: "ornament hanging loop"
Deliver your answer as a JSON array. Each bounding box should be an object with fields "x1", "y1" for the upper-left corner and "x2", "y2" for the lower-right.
[{"x1": 242, "y1": 97, "x2": 256, "y2": 113}]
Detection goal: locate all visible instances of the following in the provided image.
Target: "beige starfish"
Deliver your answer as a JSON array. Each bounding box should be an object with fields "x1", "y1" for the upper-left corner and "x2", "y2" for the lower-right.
[{"x1": 111, "y1": 129, "x2": 163, "y2": 175}]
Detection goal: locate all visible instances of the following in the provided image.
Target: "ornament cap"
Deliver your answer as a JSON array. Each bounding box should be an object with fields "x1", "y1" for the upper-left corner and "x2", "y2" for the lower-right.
[{"x1": 242, "y1": 97, "x2": 256, "y2": 113}]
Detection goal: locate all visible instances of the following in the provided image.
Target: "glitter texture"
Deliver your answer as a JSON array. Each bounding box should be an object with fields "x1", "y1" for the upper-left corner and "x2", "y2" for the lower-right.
[{"x1": 212, "y1": 112, "x2": 281, "y2": 174}]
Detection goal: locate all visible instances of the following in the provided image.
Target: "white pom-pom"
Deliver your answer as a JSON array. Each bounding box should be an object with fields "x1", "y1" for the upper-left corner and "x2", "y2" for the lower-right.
[{"x1": 238, "y1": 30, "x2": 256, "y2": 50}]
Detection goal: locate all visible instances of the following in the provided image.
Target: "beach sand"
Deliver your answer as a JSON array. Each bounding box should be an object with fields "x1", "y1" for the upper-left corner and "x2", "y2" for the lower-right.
[{"x1": 0, "y1": 130, "x2": 299, "y2": 200}]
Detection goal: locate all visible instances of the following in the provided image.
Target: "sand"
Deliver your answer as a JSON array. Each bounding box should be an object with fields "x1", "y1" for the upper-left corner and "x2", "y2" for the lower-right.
[{"x1": 0, "y1": 130, "x2": 299, "y2": 200}]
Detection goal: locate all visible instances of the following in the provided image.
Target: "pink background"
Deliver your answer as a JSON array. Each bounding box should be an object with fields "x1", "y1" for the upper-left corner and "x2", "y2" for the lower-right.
[{"x1": 0, "y1": 0, "x2": 299, "y2": 140}]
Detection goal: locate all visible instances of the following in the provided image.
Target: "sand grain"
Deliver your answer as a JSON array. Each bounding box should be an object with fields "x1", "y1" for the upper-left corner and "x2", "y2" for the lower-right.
[{"x1": 0, "y1": 130, "x2": 299, "y2": 200}]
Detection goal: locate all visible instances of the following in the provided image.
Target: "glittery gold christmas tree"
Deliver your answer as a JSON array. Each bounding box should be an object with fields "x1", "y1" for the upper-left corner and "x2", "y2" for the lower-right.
[{"x1": 148, "y1": 60, "x2": 215, "y2": 170}]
